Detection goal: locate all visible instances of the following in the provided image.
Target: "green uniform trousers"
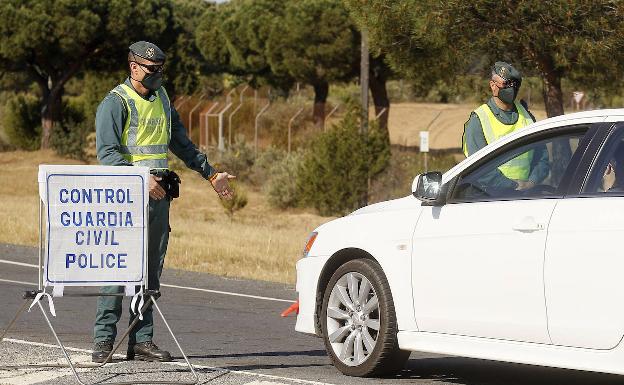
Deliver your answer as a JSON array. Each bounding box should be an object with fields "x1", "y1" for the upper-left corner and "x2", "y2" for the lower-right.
[{"x1": 93, "y1": 197, "x2": 170, "y2": 344}]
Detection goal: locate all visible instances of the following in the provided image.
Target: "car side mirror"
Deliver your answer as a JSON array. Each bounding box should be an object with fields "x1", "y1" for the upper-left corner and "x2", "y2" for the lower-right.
[{"x1": 412, "y1": 172, "x2": 445, "y2": 205}]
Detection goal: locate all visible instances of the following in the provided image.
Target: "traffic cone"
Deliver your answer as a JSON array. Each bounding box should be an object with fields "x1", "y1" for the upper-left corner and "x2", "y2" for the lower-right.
[{"x1": 281, "y1": 300, "x2": 299, "y2": 317}]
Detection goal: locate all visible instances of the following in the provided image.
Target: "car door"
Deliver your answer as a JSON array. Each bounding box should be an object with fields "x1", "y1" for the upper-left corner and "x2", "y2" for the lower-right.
[
  {"x1": 545, "y1": 123, "x2": 624, "y2": 349},
  {"x1": 412, "y1": 125, "x2": 591, "y2": 343}
]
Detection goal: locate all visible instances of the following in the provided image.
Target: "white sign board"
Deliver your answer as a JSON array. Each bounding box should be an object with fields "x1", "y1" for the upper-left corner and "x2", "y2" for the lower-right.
[
  {"x1": 38, "y1": 165, "x2": 150, "y2": 287},
  {"x1": 420, "y1": 131, "x2": 430, "y2": 153},
  {"x1": 573, "y1": 91, "x2": 584, "y2": 104}
]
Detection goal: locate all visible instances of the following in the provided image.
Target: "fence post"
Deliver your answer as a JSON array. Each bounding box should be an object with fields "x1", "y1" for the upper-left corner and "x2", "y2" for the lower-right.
[
  {"x1": 374, "y1": 107, "x2": 387, "y2": 120},
  {"x1": 239, "y1": 85, "x2": 249, "y2": 104},
  {"x1": 188, "y1": 93, "x2": 207, "y2": 139},
  {"x1": 173, "y1": 95, "x2": 189, "y2": 110},
  {"x1": 255, "y1": 102, "x2": 270, "y2": 157},
  {"x1": 226, "y1": 88, "x2": 236, "y2": 105},
  {"x1": 324, "y1": 104, "x2": 340, "y2": 130},
  {"x1": 288, "y1": 107, "x2": 305, "y2": 154},
  {"x1": 202, "y1": 102, "x2": 220, "y2": 149},
  {"x1": 228, "y1": 103, "x2": 243, "y2": 148},
  {"x1": 218, "y1": 103, "x2": 233, "y2": 152}
]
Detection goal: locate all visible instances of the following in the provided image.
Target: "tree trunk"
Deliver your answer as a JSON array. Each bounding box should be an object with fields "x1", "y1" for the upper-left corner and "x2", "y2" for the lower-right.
[
  {"x1": 312, "y1": 81, "x2": 328, "y2": 130},
  {"x1": 542, "y1": 74, "x2": 564, "y2": 118},
  {"x1": 369, "y1": 69, "x2": 390, "y2": 133},
  {"x1": 541, "y1": 71, "x2": 570, "y2": 185},
  {"x1": 40, "y1": 87, "x2": 63, "y2": 149}
]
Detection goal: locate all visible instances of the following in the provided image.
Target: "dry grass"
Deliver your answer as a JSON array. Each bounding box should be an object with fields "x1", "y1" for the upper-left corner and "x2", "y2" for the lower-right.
[
  {"x1": 0, "y1": 150, "x2": 330, "y2": 284},
  {"x1": 0, "y1": 102, "x2": 550, "y2": 283},
  {"x1": 387, "y1": 102, "x2": 547, "y2": 149}
]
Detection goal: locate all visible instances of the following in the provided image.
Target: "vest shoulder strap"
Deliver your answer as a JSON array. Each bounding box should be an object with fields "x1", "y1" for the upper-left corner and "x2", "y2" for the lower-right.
[
  {"x1": 473, "y1": 104, "x2": 496, "y2": 144},
  {"x1": 515, "y1": 101, "x2": 535, "y2": 123},
  {"x1": 110, "y1": 85, "x2": 131, "y2": 113}
]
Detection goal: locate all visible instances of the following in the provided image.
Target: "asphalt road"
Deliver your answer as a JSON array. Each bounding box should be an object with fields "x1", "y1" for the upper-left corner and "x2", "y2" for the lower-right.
[{"x1": 1, "y1": 243, "x2": 623, "y2": 385}]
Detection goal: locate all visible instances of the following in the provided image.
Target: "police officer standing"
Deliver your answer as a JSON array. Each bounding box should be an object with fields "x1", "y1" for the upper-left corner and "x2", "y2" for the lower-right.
[
  {"x1": 93, "y1": 41, "x2": 235, "y2": 363},
  {"x1": 462, "y1": 61, "x2": 548, "y2": 190}
]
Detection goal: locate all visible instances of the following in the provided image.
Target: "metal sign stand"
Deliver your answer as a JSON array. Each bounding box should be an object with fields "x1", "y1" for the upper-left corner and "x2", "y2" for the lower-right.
[{"x1": 0, "y1": 196, "x2": 199, "y2": 385}]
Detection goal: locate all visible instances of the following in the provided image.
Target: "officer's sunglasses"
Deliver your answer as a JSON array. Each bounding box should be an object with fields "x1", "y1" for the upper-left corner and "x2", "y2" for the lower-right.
[
  {"x1": 493, "y1": 78, "x2": 519, "y2": 89},
  {"x1": 132, "y1": 61, "x2": 164, "y2": 73}
]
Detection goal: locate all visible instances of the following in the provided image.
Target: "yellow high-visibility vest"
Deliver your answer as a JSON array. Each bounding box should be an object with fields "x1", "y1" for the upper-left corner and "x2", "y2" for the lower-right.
[
  {"x1": 111, "y1": 84, "x2": 171, "y2": 170},
  {"x1": 464, "y1": 101, "x2": 535, "y2": 180}
]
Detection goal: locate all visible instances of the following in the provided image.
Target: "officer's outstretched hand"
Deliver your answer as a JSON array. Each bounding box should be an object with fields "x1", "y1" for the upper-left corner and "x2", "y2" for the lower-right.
[
  {"x1": 149, "y1": 175, "x2": 167, "y2": 200},
  {"x1": 211, "y1": 172, "x2": 236, "y2": 200}
]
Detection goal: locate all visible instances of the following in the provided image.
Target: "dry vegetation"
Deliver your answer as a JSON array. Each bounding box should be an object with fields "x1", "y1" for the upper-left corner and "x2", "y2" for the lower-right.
[
  {"x1": 387, "y1": 103, "x2": 547, "y2": 149},
  {"x1": 0, "y1": 150, "x2": 330, "y2": 284},
  {"x1": 0, "y1": 101, "x2": 544, "y2": 283}
]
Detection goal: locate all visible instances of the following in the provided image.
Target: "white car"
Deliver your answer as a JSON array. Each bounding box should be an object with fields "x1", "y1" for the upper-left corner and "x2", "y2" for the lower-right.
[{"x1": 295, "y1": 109, "x2": 624, "y2": 377}]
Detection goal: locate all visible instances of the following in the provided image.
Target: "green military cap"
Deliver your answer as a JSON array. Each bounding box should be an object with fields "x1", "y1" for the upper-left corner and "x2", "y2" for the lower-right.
[
  {"x1": 129, "y1": 41, "x2": 166, "y2": 63},
  {"x1": 492, "y1": 61, "x2": 522, "y2": 85}
]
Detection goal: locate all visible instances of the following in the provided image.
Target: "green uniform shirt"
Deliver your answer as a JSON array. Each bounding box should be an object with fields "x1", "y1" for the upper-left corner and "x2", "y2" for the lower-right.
[
  {"x1": 96, "y1": 78, "x2": 215, "y2": 179},
  {"x1": 462, "y1": 97, "x2": 549, "y2": 187}
]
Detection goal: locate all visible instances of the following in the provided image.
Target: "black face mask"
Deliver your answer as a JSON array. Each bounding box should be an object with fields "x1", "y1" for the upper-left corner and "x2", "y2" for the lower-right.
[
  {"x1": 130, "y1": 55, "x2": 164, "y2": 91},
  {"x1": 140, "y1": 71, "x2": 162, "y2": 91},
  {"x1": 497, "y1": 86, "x2": 519, "y2": 105}
]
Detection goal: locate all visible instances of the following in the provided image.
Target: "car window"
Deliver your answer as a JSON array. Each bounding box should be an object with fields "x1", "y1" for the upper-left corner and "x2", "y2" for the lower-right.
[
  {"x1": 582, "y1": 129, "x2": 624, "y2": 195},
  {"x1": 450, "y1": 130, "x2": 586, "y2": 203}
]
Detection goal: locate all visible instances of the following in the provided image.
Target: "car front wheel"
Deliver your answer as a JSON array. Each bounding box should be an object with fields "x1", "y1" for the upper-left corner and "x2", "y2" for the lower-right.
[{"x1": 321, "y1": 258, "x2": 409, "y2": 377}]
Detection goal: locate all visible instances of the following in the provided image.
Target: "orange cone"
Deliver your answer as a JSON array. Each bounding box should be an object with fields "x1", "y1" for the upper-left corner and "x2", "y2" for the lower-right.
[{"x1": 281, "y1": 300, "x2": 299, "y2": 317}]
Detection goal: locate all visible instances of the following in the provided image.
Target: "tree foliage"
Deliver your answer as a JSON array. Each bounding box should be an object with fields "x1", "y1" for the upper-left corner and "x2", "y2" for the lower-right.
[
  {"x1": 196, "y1": 0, "x2": 360, "y2": 127},
  {"x1": 344, "y1": 0, "x2": 448, "y2": 85},
  {"x1": 297, "y1": 104, "x2": 390, "y2": 216},
  {"x1": 0, "y1": 0, "x2": 175, "y2": 148},
  {"x1": 197, "y1": 0, "x2": 294, "y2": 90},
  {"x1": 267, "y1": 0, "x2": 359, "y2": 126},
  {"x1": 346, "y1": 0, "x2": 624, "y2": 118},
  {"x1": 167, "y1": 0, "x2": 214, "y2": 97}
]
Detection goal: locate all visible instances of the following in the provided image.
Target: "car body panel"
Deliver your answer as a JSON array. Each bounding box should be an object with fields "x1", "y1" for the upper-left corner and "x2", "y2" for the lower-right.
[
  {"x1": 397, "y1": 331, "x2": 624, "y2": 376},
  {"x1": 304, "y1": 196, "x2": 423, "y2": 333},
  {"x1": 412, "y1": 199, "x2": 555, "y2": 343},
  {"x1": 545, "y1": 198, "x2": 624, "y2": 350},
  {"x1": 295, "y1": 255, "x2": 330, "y2": 334}
]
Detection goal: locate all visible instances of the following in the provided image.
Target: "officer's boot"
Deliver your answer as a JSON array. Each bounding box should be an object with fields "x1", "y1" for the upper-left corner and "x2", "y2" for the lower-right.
[
  {"x1": 127, "y1": 341, "x2": 172, "y2": 362},
  {"x1": 92, "y1": 340, "x2": 114, "y2": 363}
]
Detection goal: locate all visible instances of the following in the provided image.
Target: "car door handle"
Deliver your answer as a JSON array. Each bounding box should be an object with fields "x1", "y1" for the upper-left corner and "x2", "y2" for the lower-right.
[{"x1": 512, "y1": 217, "x2": 545, "y2": 232}]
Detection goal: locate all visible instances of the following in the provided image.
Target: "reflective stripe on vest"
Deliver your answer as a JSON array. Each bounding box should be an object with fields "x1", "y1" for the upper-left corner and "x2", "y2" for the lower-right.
[
  {"x1": 468, "y1": 101, "x2": 535, "y2": 180},
  {"x1": 111, "y1": 84, "x2": 171, "y2": 170}
]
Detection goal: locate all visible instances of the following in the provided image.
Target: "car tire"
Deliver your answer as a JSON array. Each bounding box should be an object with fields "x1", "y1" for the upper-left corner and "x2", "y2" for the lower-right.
[{"x1": 321, "y1": 258, "x2": 410, "y2": 377}]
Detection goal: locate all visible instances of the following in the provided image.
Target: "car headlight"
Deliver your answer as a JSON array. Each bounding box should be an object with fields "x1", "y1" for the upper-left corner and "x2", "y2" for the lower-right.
[{"x1": 302, "y1": 231, "x2": 318, "y2": 258}]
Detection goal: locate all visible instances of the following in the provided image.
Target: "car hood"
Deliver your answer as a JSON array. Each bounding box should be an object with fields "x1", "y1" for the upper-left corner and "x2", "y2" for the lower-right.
[{"x1": 350, "y1": 196, "x2": 418, "y2": 216}]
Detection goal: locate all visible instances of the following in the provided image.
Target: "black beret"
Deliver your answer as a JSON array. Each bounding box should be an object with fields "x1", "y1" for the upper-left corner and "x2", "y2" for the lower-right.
[
  {"x1": 129, "y1": 41, "x2": 166, "y2": 62},
  {"x1": 492, "y1": 61, "x2": 521, "y2": 83}
]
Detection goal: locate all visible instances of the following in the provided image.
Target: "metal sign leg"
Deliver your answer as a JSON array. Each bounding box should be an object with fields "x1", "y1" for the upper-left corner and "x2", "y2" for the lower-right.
[
  {"x1": 0, "y1": 300, "x2": 29, "y2": 342},
  {"x1": 0, "y1": 292, "x2": 200, "y2": 385},
  {"x1": 151, "y1": 296, "x2": 199, "y2": 384}
]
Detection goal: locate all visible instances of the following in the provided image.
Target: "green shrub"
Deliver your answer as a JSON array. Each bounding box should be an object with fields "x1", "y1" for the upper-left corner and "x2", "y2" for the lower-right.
[
  {"x1": 2, "y1": 93, "x2": 41, "y2": 150},
  {"x1": 296, "y1": 105, "x2": 390, "y2": 216},
  {"x1": 50, "y1": 100, "x2": 91, "y2": 160},
  {"x1": 265, "y1": 150, "x2": 304, "y2": 209},
  {"x1": 50, "y1": 119, "x2": 90, "y2": 161},
  {"x1": 219, "y1": 181, "x2": 248, "y2": 220},
  {"x1": 211, "y1": 137, "x2": 255, "y2": 178},
  {"x1": 250, "y1": 146, "x2": 287, "y2": 186},
  {"x1": 369, "y1": 149, "x2": 458, "y2": 203}
]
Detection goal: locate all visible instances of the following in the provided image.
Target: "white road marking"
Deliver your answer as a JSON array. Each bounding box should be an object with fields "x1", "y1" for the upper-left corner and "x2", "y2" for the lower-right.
[
  {"x1": 0, "y1": 259, "x2": 36, "y2": 269},
  {"x1": 0, "y1": 278, "x2": 35, "y2": 286},
  {"x1": 0, "y1": 258, "x2": 294, "y2": 303},
  {"x1": 244, "y1": 381, "x2": 292, "y2": 385},
  {"x1": 3, "y1": 338, "x2": 336, "y2": 385},
  {"x1": 0, "y1": 355, "x2": 92, "y2": 385}
]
